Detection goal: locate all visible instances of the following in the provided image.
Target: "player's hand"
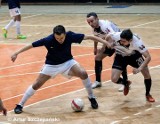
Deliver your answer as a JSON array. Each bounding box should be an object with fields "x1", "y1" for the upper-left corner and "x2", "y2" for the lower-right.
[
  {"x1": 132, "y1": 68, "x2": 141, "y2": 74},
  {"x1": 11, "y1": 53, "x2": 18, "y2": 62},
  {"x1": 1, "y1": 107, "x2": 7, "y2": 116}
]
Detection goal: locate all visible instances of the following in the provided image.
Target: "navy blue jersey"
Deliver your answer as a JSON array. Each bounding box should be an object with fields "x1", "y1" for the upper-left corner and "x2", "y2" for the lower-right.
[
  {"x1": 7, "y1": 0, "x2": 20, "y2": 9},
  {"x1": 32, "y1": 31, "x2": 85, "y2": 65}
]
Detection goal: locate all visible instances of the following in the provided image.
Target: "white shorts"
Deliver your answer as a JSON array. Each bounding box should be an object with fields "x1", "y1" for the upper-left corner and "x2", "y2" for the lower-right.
[
  {"x1": 40, "y1": 59, "x2": 78, "y2": 78},
  {"x1": 9, "y1": 8, "x2": 21, "y2": 17}
]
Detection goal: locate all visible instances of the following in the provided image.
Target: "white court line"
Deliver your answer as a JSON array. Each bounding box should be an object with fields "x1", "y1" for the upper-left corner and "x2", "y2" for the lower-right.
[
  {"x1": 0, "y1": 14, "x2": 42, "y2": 24},
  {"x1": 0, "y1": 53, "x2": 92, "y2": 71},
  {"x1": 122, "y1": 116, "x2": 130, "y2": 119},
  {"x1": 145, "y1": 108, "x2": 154, "y2": 112},
  {"x1": 110, "y1": 121, "x2": 121, "y2": 124},
  {"x1": 156, "y1": 105, "x2": 160, "y2": 108},
  {"x1": 134, "y1": 112, "x2": 142, "y2": 116},
  {"x1": 131, "y1": 19, "x2": 160, "y2": 28}
]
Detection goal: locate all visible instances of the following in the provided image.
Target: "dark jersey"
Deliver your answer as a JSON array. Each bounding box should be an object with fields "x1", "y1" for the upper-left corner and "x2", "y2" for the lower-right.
[
  {"x1": 32, "y1": 31, "x2": 85, "y2": 65},
  {"x1": 7, "y1": 0, "x2": 20, "y2": 9}
]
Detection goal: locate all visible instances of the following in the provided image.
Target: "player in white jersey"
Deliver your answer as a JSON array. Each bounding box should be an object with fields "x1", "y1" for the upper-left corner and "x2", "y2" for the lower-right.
[
  {"x1": 86, "y1": 12, "x2": 129, "y2": 91},
  {"x1": 105, "y1": 29, "x2": 155, "y2": 102}
]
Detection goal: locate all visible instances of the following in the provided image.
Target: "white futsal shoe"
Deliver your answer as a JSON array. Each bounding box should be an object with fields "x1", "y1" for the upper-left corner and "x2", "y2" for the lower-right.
[{"x1": 92, "y1": 81, "x2": 102, "y2": 89}]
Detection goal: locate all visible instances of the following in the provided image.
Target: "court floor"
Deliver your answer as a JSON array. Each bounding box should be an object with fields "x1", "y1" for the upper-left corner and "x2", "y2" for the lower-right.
[{"x1": 0, "y1": 5, "x2": 160, "y2": 124}]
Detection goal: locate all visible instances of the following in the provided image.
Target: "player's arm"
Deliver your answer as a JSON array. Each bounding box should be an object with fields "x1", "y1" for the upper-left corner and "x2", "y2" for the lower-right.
[
  {"x1": 0, "y1": 98, "x2": 7, "y2": 116},
  {"x1": 83, "y1": 35, "x2": 111, "y2": 48},
  {"x1": 105, "y1": 34, "x2": 133, "y2": 55},
  {"x1": 11, "y1": 44, "x2": 33, "y2": 62},
  {"x1": 133, "y1": 50, "x2": 151, "y2": 74}
]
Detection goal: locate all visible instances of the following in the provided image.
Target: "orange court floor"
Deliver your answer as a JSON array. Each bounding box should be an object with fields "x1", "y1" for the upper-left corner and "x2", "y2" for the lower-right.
[{"x1": 0, "y1": 10, "x2": 160, "y2": 124}]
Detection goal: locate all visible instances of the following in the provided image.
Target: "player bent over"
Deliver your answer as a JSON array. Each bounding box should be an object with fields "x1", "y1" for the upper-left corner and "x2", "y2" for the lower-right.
[
  {"x1": 11, "y1": 25, "x2": 110, "y2": 114},
  {"x1": 105, "y1": 29, "x2": 155, "y2": 102}
]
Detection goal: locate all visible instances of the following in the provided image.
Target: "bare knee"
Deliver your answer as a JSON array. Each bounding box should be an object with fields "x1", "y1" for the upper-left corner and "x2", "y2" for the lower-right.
[
  {"x1": 111, "y1": 76, "x2": 119, "y2": 84},
  {"x1": 79, "y1": 71, "x2": 88, "y2": 80}
]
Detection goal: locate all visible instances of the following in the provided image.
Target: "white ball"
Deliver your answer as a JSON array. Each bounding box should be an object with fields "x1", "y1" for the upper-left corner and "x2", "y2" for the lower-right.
[{"x1": 71, "y1": 98, "x2": 84, "y2": 112}]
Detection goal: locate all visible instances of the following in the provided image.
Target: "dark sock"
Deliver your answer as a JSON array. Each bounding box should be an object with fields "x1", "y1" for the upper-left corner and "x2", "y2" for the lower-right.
[
  {"x1": 116, "y1": 77, "x2": 123, "y2": 84},
  {"x1": 95, "y1": 60, "x2": 102, "y2": 82},
  {"x1": 144, "y1": 79, "x2": 151, "y2": 96},
  {"x1": 122, "y1": 69, "x2": 128, "y2": 81},
  {"x1": 116, "y1": 77, "x2": 128, "y2": 86}
]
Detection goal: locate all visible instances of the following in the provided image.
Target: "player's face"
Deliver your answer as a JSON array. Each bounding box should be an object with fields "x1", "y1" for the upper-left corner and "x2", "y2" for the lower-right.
[
  {"x1": 54, "y1": 33, "x2": 66, "y2": 44},
  {"x1": 86, "y1": 16, "x2": 99, "y2": 28},
  {"x1": 120, "y1": 38, "x2": 131, "y2": 46}
]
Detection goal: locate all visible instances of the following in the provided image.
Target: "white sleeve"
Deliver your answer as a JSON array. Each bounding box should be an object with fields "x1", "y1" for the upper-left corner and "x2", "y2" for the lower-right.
[{"x1": 132, "y1": 35, "x2": 147, "y2": 53}]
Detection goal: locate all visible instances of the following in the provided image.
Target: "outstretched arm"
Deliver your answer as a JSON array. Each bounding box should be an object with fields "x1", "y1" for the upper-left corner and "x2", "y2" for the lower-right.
[
  {"x1": 11, "y1": 44, "x2": 33, "y2": 62},
  {"x1": 83, "y1": 35, "x2": 112, "y2": 48}
]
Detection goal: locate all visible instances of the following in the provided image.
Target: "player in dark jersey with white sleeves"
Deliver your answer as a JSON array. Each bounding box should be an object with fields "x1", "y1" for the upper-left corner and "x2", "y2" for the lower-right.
[
  {"x1": 86, "y1": 12, "x2": 129, "y2": 91},
  {"x1": 11, "y1": 25, "x2": 110, "y2": 114},
  {"x1": 105, "y1": 29, "x2": 155, "y2": 102},
  {"x1": 1, "y1": 0, "x2": 26, "y2": 39}
]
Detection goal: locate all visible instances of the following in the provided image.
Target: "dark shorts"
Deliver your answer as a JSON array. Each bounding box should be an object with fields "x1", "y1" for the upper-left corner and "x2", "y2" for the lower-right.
[
  {"x1": 103, "y1": 47, "x2": 115, "y2": 57},
  {"x1": 112, "y1": 51, "x2": 144, "y2": 71}
]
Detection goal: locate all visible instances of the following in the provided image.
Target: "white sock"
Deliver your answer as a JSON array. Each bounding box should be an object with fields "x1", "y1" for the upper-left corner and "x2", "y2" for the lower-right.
[
  {"x1": 82, "y1": 78, "x2": 95, "y2": 98},
  {"x1": 5, "y1": 19, "x2": 15, "y2": 30},
  {"x1": 19, "y1": 85, "x2": 36, "y2": 107},
  {"x1": 15, "y1": 21, "x2": 21, "y2": 35}
]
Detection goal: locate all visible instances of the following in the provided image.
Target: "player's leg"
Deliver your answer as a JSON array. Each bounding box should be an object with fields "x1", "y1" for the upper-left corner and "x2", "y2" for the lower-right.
[
  {"x1": 14, "y1": 10, "x2": 27, "y2": 39},
  {"x1": 2, "y1": 9, "x2": 16, "y2": 38},
  {"x1": 68, "y1": 63, "x2": 98, "y2": 109},
  {"x1": 112, "y1": 54, "x2": 130, "y2": 95},
  {"x1": 141, "y1": 67, "x2": 155, "y2": 102},
  {"x1": 14, "y1": 73, "x2": 51, "y2": 114},
  {"x1": 119, "y1": 69, "x2": 132, "y2": 92},
  {"x1": 92, "y1": 50, "x2": 107, "y2": 89}
]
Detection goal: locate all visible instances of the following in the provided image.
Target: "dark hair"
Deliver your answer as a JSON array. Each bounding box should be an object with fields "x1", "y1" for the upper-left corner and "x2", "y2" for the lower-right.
[
  {"x1": 86, "y1": 12, "x2": 98, "y2": 18},
  {"x1": 120, "y1": 29, "x2": 133, "y2": 41},
  {"x1": 53, "y1": 25, "x2": 66, "y2": 35}
]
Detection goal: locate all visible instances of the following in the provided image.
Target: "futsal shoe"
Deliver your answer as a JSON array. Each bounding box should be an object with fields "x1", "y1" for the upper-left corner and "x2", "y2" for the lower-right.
[
  {"x1": 119, "y1": 80, "x2": 132, "y2": 92},
  {"x1": 146, "y1": 95, "x2": 155, "y2": 102},
  {"x1": 2, "y1": 28, "x2": 7, "y2": 38},
  {"x1": 123, "y1": 80, "x2": 132, "y2": 96},
  {"x1": 92, "y1": 81, "x2": 102, "y2": 89},
  {"x1": 88, "y1": 97, "x2": 98, "y2": 109},
  {"x1": 14, "y1": 104, "x2": 23, "y2": 114},
  {"x1": 17, "y1": 34, "x2": 27, "y2": 39}
]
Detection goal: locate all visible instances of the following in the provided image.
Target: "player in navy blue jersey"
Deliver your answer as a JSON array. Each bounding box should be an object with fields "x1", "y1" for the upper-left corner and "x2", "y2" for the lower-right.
[
  {"x1": 11, "y1": 25, "x2": 111, "y2": 114},
  {"x1": 1, "y1": 0, "x2": 26, "y2": 39}
]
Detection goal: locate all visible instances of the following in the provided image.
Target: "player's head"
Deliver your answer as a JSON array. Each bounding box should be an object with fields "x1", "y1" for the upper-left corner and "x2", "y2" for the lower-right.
[
  {"x1": 86, "y1": 12, "x2": 99, "y2": 29},
  {"x1": 53, "y1": 25, "x2": 66, "y2": 44},
  {"x1": 120, "y1": 29, "x2": 133, "y2": 46}
]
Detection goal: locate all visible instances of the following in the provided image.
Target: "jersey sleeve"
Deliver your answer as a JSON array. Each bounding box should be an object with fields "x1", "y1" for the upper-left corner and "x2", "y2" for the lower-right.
[
  {"x1": 135, "y1": 40, "x2": 147, "y2": 53},
  {"x1": 69, "y1": 31, "x2": 85, "y2": 44},
  {"x1": 32, "y1": 35, "x2": 51, "y2": 47}
]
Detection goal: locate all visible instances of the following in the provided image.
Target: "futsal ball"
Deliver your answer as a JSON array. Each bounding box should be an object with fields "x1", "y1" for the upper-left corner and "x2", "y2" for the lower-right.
[{"x1": 71, "y1": 98, "x2": 84, "y2": 112}]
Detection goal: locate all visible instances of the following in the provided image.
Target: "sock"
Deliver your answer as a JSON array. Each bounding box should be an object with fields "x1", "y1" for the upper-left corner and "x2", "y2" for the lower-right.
[
  {"x1": 116, "y1": 77, "x2": 123, "y2": 84},
  {"x1": 95, "y1": 60, "x2": 102, "y2": 82},
  {"x1": 19, "y1": 85, "x2": 36, "y2": 107},
  {"x1": 15, "y1": 21, "x2": 21, "y2": 35},
  {"x1": 82, "y1": 78, "x2": 95, "y2": 98},
  {"x1": 122, "y1": 69, "x2": 128, "y2": 81},
  {"x1": 144, "y1": 79, "x2": 151, "y2": 96},
  {"x1": 5, "y1": 19, "x2": 15, "y2": 30}
]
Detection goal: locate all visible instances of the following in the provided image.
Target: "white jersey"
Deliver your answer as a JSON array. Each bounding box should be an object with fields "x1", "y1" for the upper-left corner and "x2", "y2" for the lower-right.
[
  {"x1": 110, "y1": 32, "x2": 147, "y2": 56},
  {"x1": 93, "y1": 20, "x2": 120, "y2": 39}
]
